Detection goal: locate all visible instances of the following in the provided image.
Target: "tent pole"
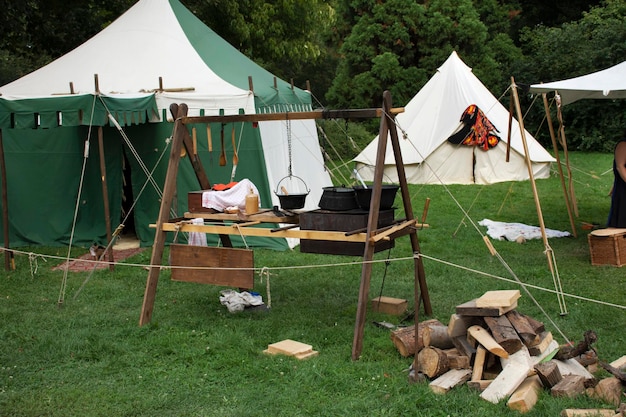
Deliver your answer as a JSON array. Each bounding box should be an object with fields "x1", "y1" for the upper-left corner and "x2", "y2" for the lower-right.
[
  {"x1": 555, "y1": 95, "x2": 579, "y2": 217},
  {"x1": 0, "y1": 129, "x2": 14, "y2": 271},
  {"x1": 98, "y1": 126, "x2": 115, "y2": 270},
  {"x1": 542, "y1": 93, "x2": 577, "y2": 237},
  {"x1": 511, "y1": 78, "x2": 567, "y2": 315}
]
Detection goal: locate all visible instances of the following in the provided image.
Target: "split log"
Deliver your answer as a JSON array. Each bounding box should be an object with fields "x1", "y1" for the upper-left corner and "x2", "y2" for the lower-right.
[
  {"x1": 472, "y1": 346, "x2": 488, "y2": 382},
  {"x1": 528, "y1": 331, "x2": 554, "y2": 356},
  {"x1": 556, "y1": 358, "x2": 597, "y2": 386},
  {"x1": 521, "y1": 313, "x2": 545, "y2": 334},
  {"x1": 423, "y1": 323, "x2": 454, "y2": 349},
  {"x1": 467, "y1": 380, "x2": 492, "y2": 391},
  {"x1": 560, "y1": 409, "x2": 618, "y2": 417},
  {"x1": 507, "y1": 375, "x2": 542, "y2": 413},
  {"x1": 552, "y1": 375, "x2": 586, "y2": 398},
  {"x1": 589, "y1": 377, "x2": 623, "y2": 407},
  {"x1": 447, "y1": 313, "x2": 471, "y2": 338},
  {"x1": 429, "y1": 369, "x2": 472, "y2": 394},
  {"x1": 556, "y1": 330, "x2": 598, "y2": 361},
  {"x1": 599, "y1": 361, "x2": 626, "y2": 384},
  {"x1": 609, "y1": 355, "x2": 626, "y2": 370},
  {"x1": 506, "y1": 310, "x2": 539, "y2": 346},
  {"x1": 467, "y1": 325, "x2": 509, "y2": 359},
  {"x1": 418, "y1": 346, "x2": 450, "y2": 379},
  {"x1": 443, "y1": 348, "x2": 471, "y2": 370},
  {"x1": 534, "y1": 360, "x2": 563, "y2": 388},
  {"x1": 452, "y1": 335, "x2": 476, "y2": 363},
  {"x1": 484, "y1": 315, "x2": 523, "y2": 354}
]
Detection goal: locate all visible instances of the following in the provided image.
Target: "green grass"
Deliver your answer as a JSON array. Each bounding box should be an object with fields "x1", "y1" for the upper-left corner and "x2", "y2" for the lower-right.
[{"x1": 1, "y1": 152, "x2": 624, "y2": 416}]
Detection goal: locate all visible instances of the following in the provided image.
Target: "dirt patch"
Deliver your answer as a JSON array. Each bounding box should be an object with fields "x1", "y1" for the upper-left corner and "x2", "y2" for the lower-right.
[{"x1": 52, "y1": 247, "x2": 145, "y2": 272}]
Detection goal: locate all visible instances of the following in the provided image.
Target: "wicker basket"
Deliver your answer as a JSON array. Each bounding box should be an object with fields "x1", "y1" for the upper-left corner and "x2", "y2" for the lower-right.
[{"x1": 588, "y1": 228, "x2": 626, "y2": 267}]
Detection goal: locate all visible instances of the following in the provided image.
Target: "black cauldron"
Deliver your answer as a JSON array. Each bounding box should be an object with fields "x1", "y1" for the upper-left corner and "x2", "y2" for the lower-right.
[
  {"x1": 318, "y1": 186, "x2": 358, "y2": 211},
  {"x1": 353, "y1": 185, "x2": 399, "y2": 210}
]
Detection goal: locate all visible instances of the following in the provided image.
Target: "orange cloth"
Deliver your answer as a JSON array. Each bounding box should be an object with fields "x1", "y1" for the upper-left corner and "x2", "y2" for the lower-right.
[{"x1": 211, "y1": 181, "x2": 238, "y2": 191}]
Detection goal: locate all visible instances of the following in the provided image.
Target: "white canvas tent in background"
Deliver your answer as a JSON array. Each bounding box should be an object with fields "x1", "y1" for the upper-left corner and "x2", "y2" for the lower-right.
[
  {"x1": 529, "y1": 60, "x2": 626, "y2": 104},
  {"x1": 354, "y1": 51, "x2": 555, "y2": 185}
]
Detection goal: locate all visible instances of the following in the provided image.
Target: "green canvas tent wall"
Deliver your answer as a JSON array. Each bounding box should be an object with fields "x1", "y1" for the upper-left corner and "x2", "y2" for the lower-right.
[{"x1": 0, "y1": 0, "x2": 331, "y2": 250}]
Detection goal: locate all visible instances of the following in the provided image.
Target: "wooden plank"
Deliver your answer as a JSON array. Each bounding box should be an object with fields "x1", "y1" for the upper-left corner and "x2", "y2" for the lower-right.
[
  {"x1": 555, "y1": 358, "x2": 595, "y2": 382},
  {"x1": 169, "y1": 244, "x2": 254, "y2": 288},
  {"x1": 467, "y1": 325, "x2": 509, "y2": 359},
  {"x1": 480, "y1": 348, "x2": 532, "y2": 404},
  {"x1": 371, "y1": 296, "x2": 407, "y2": 315},
  {"x1": 472, "y1": 346, "x2": 488, "y2": 382},
  {"x1": 484, "y1": 315, "x2": 523, "y2": 354},
  {"x1": 456, "y1": 299, "x2": 517, "y2": 317},
  {"x1": 507, "y1": 375, "x2": 542, "y2": 413},
  {"x1": 609, "y1": 355, "x2": 626, "y2": 370},
  {"x1": 452, "y1": 335, "x2": 477, "y2": 363},
  {"x1": 429, "y1": 369, "x2": 472, "y2": 394},
  {"x1": 266, "y1": 339, "x2": 313, "y2": 356},
  {"x1": 476, "y1": 290, "x2": 521, "y2": 308},
  {"x1": 184, "y1": 209, "x2": 299, "y2": 224},
  {"x1": 560, "y1": 410, "x2": 618, "y2": 417},
  {"x1": 528, "y1": 331, "x2": 554, "y2": 356}
]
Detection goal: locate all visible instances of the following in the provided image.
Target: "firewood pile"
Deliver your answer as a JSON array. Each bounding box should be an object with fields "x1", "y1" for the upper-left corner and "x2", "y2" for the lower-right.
[{"x1": 389, "y1": 290, "x2": 626, "y2": 415}]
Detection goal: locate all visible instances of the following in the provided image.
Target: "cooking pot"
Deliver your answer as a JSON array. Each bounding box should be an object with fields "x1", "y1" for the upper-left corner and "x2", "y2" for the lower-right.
[
  {"x1": 353, "y1": 185, "x2": 399, "y2": 210},
  {"x1": 318, "y1": 186, "x2": 358, "y2": 211}
]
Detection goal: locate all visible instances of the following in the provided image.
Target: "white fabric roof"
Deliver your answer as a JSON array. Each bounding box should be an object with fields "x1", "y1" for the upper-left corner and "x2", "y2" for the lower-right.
[
  {"x1": 0, "y1": 0, "x2": 254, "y2": 115},
  {"x1": 529, "y1": 60, "x2": 626, "y2": 105},
  {"x1": 354, "y1": 51, "x2": 555, "y2": 185}
]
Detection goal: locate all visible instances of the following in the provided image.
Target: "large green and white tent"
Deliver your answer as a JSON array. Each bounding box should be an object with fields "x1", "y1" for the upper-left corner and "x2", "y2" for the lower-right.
[{"x1": 0, "y1": 0, "x2": 331, "y2": 250}]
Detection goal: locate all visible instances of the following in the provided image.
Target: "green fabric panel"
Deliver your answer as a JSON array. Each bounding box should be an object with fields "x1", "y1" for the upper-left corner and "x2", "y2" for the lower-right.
[
  {"x1": 169, "y1": 0, "x2": 312, "y2": 113},
  {"x1": 13, "y1": 113, "x2": 36, "y2": 129},
  {"x1": 0, "y1": 126, "x2": 123, "y2": 247},
  {"x1": 39, "y1": 111, "x2": 59, "y2": 128}
]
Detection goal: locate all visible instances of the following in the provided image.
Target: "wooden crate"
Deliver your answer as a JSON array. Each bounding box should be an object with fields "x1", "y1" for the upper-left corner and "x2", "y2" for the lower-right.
[
  {"x1": 588, "y1": 228, "x2": 626, "y2": 267},
  {"x1": 169, "y1": 244, "x2": 254, "y2": 288}
]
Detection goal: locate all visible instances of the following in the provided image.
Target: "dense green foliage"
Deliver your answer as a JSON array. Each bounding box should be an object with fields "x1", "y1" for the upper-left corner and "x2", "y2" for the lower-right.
[
  {"x1": 1, "y1": 0, "x2": 624, "y2": 152},
  {"x1": 1, "y1": 152, "x2": 624, "y2": 416}
]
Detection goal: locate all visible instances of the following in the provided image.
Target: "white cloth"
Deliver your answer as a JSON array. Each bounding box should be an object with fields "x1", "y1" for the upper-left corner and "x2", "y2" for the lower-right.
[
  {"x1": 219, "y1": 290, "x2": 264, "y2": 313},
  {"x1": 201, "y1": 178, "x2": 261, "y2": 212},
  {"x1": 188, "y1": 218, "x2": 207, "y2": 246},
  {"x1": 479, "y1": 218, "x2": 571, "y2": 241}
]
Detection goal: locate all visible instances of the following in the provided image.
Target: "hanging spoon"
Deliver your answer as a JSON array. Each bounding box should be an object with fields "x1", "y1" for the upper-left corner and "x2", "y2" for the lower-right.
[
  {"x1": 219, "y1": 124, "x2": 226, "y2": 166},
  {"x1": 231, "y1": 124, "x2": 239, "y2": 165}
]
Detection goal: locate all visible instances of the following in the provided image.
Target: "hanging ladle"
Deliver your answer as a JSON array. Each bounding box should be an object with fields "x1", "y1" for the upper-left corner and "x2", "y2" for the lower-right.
[
  {"x1": 231, "y1": 124, "x2": 238, "y2": 165},
  {"x1": 219, "y1": 123, "x2": 227, "y2": 166}
]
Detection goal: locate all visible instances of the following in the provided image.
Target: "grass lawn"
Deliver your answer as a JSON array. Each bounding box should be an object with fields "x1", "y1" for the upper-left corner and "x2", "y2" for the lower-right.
[{"x1": 1, "y1": 152, "x2": 624, "y2": 416}]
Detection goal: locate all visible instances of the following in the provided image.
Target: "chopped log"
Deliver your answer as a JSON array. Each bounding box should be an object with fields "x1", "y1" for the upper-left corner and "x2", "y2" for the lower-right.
[
  {"x1": 556, "y1": 330, "x2": 598, "y2": 361},
  {"x1": 560, "y1": 409, "x2": 618, "y2": 417},
  {"x1": 556, "y1": 358, "x2": 597, "y2": 386},
  {"x1": 423, "y1": 323, "x2": 454, "y2": 349},
  {"x1": 589, "y1": 377, "x2": 623, "y2": 407},
  {"x1": 484, "y1": 315, "x2": 523, "y2": 354},
  {"x1": 480, "y1": 348, "x2": 532, "y2": 404},
  {"x1": 447, "y1": 313, "x2": 471, "y2": 338},
  {"x1": 467, "y1": 380, "x2": 492, "y2": 391},
  {"x1": 507, "y1": 375, "x2": 542, "y2": 413},
  {"x1": 528, "y1": 331, "x2": 554, "y2": 356},
  {"x1": 577, "y1": 350, "x2": 599, "y2": 367},
  {"x1": 599, "y1": 361, "x2": 626, "y2": 384},
  {"x1": 456, "y1": 299, "x2": 517, "y2": 317},
  {"x1": 429, "y1": 369, "x2": 472, "y2": 394},
  {"x1": 418, "y1": 346, "x2": 450, "y2": 379},
  {"x1": 552, "y1": 374, "x2": 586, "y2": 398},
  {"x1": 506, "y1": 310, "x2": 539, "y2": 346},
  {"x1": 472, "y1": 346, "x2": 488, "y2": 382},
  {"x1": 390, "y1": 319, "x2": 443, "y2": 357},
  {"x1": 521, "y1": 313, "x2": 545, "y2": 334},
  {"x1": 476, "y1": 290, "x2": 521, "y2": 308},
  {"x1": 443, "y1": 348, "x2": 471, "y2": 369},
  {"x1": 467, "y1": 325, "x2": 509, "y2": 359},
  {"x1": 452, "y1": 335, "x2": 476, "y2": 363},
  {"x1": 534, "y1": 360, "x2": 563, "y2": 388},
  {"x1": 609, "y1": 355, "x2": 626, "y2": 370}
]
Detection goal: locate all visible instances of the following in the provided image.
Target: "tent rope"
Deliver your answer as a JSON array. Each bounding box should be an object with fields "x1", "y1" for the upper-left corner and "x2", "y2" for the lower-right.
[{"x1": 58, "y1": 94, "x2": 98, "y2": 307}]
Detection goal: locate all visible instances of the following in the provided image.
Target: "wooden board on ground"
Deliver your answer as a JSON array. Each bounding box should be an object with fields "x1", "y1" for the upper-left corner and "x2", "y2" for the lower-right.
[
  {"x1": 476, "y1": 290, "x2": 521, "y2": 308},
  {"x1": 456, "y1": 299, "x2": 517, "y2": 317},
  {"x1": 169, "y1": 244, "x2": 254, "y2": 288},
  {"x1": 430, "y1": 369, "x2": 472, "y2": 394},
  {"x1": 609, "y1": 355, "x2": 626, "y2": 370},
  {"x1": 264, "y1": 339, "x2": 319, "y2": 360},
  {"x1": 560, "y1": 409, "x2": 618, "y2": 417}
]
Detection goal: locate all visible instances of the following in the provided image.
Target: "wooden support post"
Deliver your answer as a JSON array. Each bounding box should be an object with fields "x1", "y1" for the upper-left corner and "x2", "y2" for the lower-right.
[
  {"x1": 97, "y1": 126, "x2": 115, "y2": 270},
  {"x1": 139, "y1": 105, "x2": 189, "y2": 326}
]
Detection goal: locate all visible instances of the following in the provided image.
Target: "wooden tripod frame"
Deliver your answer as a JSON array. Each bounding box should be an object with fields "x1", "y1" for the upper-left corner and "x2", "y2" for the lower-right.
[{"x1": 139, "y1": 91, "x2": 432, "y2": 360}]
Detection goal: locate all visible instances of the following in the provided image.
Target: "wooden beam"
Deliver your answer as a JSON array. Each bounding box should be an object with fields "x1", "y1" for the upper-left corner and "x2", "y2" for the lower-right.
[
  {"x1": 0, "y1": 128, "x2": 14, "y2": 271},
  {"x1": 97, "y1": 126, "x2": 115, "y2": 270},
  {"x1": 181, "y1": 107, "x2": 404, "y2": 125}
]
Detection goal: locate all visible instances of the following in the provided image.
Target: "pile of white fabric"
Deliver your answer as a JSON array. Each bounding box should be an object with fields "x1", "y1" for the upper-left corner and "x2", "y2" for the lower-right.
[
  {"x1": 219, "y1": 289, "x2": 264, "y2": 313},
  {"x1": 479, "y1": 218, "x2": 571, "y2": 242}
]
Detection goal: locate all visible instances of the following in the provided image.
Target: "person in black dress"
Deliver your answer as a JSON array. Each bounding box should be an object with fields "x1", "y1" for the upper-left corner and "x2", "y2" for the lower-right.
[{"x1": 607, "y1": 133, "x2": 626, "y2": 228}]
